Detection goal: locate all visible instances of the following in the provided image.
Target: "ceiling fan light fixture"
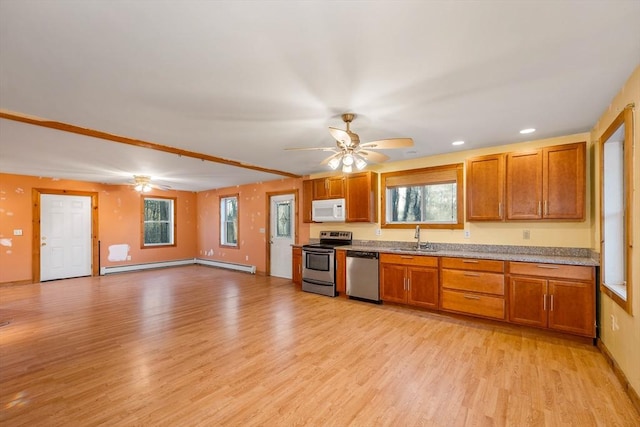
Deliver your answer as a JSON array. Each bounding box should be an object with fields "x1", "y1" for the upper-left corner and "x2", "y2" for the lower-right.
[
  {"x1": 328, "y1": 156, "x2": 341, "y2": 170},
  {"x1": 342, "y1": 163, "x2": 352, "y2": 173},
  {"x1": 342, "y1": 153, "x2": 354, "y2": 166},
  {"x1": 355, "y1": 156, "x2": 367, "y2": 170}
]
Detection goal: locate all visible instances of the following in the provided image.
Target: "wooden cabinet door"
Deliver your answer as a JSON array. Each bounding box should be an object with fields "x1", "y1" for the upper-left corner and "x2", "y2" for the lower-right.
[
  {"x1": 292, "y1": 247, "x2": 302, "y2": 286},
  {"x1": 313, "y1": 178, "x2": 329, "y2": 200},
  {"x1": 380, "y1": 263, "x2": 407, "y2": 304},
  {"x1": 407, "y1": 266, "x2": 439, "y2": 309},
  {"x1": 548, "y1": 279, "x2": 595, "y2": 337},
  {"x1": 466, "y1": 154, "x2": 504, "y2": 221},
  {"x1": 509, "y1": 276, "x2": 548, "y2": 328},
  {"x1": 506, "y1": 150, "x2": 542, "y2": 219},
  {"x1": 345, "y1": 171, "x2": 378, "y2": 222},
  {"x1": 302, "y1": 180, "x2": 314, "y2": 223},
  {"x1": 542, "y1": 142, "x2": 585, "y2": 220},
  {"x1": 335, "y1": 249, "x2": 346, "y2": 294},
  {"x1": 327, "y1": 177, "x2": 345, "y2": 198}
]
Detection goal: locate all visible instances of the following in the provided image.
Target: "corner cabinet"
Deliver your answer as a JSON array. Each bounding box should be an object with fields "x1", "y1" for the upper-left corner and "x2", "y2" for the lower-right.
[
  {"x1": 379, "y1": 253, "x2": 439, "y2": 309},
  {"x1": 302, "y1": 180, "x2": 314, "y2": 223},
  {"x1": 506, "y1": 142, "x2": 585, "y2": 220},
  {"x1": 508, "y1": 261, "x2": 595, "y2": 338},
  {"x1": 466, "y1": 154, "x2": 505, "y2": 221},
  {"x1": 345, "y1": 171, "x2": 378, "y2": 222},
  {"x1": 292, "y1": 246, "x2": 302, "y2": 287}
]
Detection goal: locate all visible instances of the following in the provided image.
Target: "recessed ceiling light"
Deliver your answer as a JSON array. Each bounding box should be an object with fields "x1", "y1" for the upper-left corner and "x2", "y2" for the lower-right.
[
  {"x1": 452, "y1": 140, "x2": 465, "y2": 146},
  {"x1": 520, "y1": 128, "x2": 536, "y2": 134}
]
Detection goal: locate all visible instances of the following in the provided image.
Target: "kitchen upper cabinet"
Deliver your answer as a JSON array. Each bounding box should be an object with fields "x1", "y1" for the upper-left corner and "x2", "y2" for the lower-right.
[
  {"x1": 379, "y1": 253, "x2": 438, "y2": 309},
  {"x1": 302, "y1": 180, "x2": 314, "y2": 223},
  {"x1": 313, "y1": 176, "x2": 345, "y2": 200},
  {"x1": 508, "y1": 261, "x2": 595, "y2": 337},
  {"x1": 506, "y1": 142, "x2": 585, "y2": 220},
  {"x1": 292, "y1": 246, "x2": 302, "y2": 287},
  {"x1": 345, "y1": 171, "x2": 378, "y2": 222},
  {"x1": 466, "y1": 154, "x2": 505, "y2": 221}
]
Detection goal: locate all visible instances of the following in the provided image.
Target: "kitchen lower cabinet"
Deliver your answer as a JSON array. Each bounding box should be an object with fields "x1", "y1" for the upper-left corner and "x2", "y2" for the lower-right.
[
  {"x1": 508, "y1": 261, "x2": 595, "y2": 338},
  {"x1": 335, "y1": 249, "x2": 346, "y2": 295},
  {"x1": 380, "y1": 254, "x2": 438, "y2": 309},
  {"x1": 292, "y1": 246, "x2": 302, "y2": 287},
  {"x1": 440, "y1": 257, "x2": 506, "y2": 320}
]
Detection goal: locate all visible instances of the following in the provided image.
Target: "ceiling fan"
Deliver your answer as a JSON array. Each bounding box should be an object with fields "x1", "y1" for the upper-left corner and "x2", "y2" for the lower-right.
[
  {"x1": 287, "y1": 113, "x2": 414, "y2": 173},
  {"x1": 130, "y1": 175, "x2": 171, "y2": 192}
]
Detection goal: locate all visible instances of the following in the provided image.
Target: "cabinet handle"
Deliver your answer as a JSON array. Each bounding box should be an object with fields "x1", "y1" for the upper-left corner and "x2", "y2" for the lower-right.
[
  {"x1": 463, "y1": 294, "x2": 480, "y2": 300},
  {"x1": 550, "y1": 294, "x2": 554, "y2": 311},
  {"x1": 463, "y1": 272, "x2": 481, "y2": 277},
  {"x1": 498, "y1": 202, "x2": 503, "y2": 218},
  {"x1": 543, "y1": 294, "x2": 547, "y2": 311},
  {"x1": 462, "y1": 260, "x2": 479, "y2": 264},
  {"x1": 403, "y1": 277, "x2": 407, "y2": 291},
  {"x1": 536, "y1": 265, "x2": 559, "y2": 269},
  {"x1": 544, "y1": 200, "x2": 548, "y2": 216},
  {"x1": 407, "y1": 278, "x2": 410, "y2": 291},
  {"x1": 538, "y1": 201, "x2": 542, "y2": 216}
]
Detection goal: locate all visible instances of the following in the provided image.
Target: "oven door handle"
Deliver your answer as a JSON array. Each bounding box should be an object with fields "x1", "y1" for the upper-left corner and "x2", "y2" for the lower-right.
[{"x1": 303, "y1": 248, "x2": 333, "y2": 255}]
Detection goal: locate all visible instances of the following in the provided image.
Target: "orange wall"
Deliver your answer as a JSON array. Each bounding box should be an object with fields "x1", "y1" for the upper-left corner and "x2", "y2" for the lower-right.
[
  {"x1": 0, "y1": 173, "x2": 198, "y2": 283},
  {"x1": 197, "y1": 178, "x2": 309, "y2": 274}
]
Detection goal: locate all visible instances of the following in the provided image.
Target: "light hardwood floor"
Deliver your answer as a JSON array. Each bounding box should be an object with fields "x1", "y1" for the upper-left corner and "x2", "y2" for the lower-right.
[{"x1": 1, "y1": 266, "x2": 638, "y2": 426}]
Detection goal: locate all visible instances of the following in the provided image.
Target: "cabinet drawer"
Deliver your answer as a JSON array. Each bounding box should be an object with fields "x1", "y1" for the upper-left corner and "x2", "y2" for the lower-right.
[
  {"x1": 379, "y1": 253, "x2": 438, "y2": 267},
  {"x1": 509, "y1": 262, "x2": 593, "y2": 281},
  {"x1": 441, "y1": 269, "x2": 505, "y2": 295},
  {"x1": 441, "y1": 257, "x2": 504, "y2": 273},
  {"x1": 441, "y1": 289, "x2": 505, "y2": 320}
]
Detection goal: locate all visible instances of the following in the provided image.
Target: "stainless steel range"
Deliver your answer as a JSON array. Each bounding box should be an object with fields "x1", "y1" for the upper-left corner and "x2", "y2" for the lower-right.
[{"x1": 302, "y1": 231, "x2": 352, "y2": 297}]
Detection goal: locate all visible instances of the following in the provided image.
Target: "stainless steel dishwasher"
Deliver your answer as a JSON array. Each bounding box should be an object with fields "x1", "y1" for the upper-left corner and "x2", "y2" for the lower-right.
[{"x1": 346, "y1": 250, "x2": 380, "y2": 303}]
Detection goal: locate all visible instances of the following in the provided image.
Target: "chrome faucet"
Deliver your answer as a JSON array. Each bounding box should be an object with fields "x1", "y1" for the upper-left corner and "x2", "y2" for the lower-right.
[{"x1": 415, "y1": 225, "x2": 421, "y2": 250}]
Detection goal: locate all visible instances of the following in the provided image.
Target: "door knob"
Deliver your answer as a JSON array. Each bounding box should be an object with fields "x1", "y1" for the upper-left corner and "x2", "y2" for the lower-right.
[{"x1": 41, "y1": 242, "x2": 47, "y2": 246}]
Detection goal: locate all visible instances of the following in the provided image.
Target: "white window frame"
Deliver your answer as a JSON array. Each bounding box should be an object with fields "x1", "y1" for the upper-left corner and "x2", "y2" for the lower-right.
[
  {"x1": 142, "y1": 196, "x2": 175, "y2": 247},
  {"x1": 220, "y1": 194, "x2": 239, "y2": 247}
]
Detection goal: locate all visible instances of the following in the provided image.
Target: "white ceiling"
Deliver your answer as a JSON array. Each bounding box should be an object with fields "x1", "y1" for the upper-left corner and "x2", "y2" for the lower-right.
[{"x1": 1, "y1": 0, "x2": 639, "y2": 192}]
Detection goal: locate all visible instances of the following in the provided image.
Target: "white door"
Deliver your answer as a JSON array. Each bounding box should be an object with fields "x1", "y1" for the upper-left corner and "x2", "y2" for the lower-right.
[
  {"x1": 270, "y1": 194, "x2": 295, "y2": 279},
  {"x1": 40, "y1": 194, "x2": 92, "y2": 281}
]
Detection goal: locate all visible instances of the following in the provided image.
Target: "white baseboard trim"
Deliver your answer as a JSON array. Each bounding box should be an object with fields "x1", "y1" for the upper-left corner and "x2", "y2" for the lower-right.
[
  {"x1": 100, "y1": 259, "x2": 195, "y2": 275},
  {"x1": 196, "y1": 258, "x2": 256, "y2": 274},
  {"x1": 100, "y1": 258, "x2": 258, "y2": 275}
]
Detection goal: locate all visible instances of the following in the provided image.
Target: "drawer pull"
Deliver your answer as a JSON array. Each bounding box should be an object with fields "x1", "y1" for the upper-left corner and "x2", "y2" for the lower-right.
[
  {"x1": 462, "y1": 260, "x2": 479, "y2": 264},
  {"x1": 543, "y1": 294, "x2": 547, "y2": 311},
  {"x1": 463, "y1": 272, "x2": 481, "y2": 277},
  {"x1": 536, "y1": 265, "x2": 559, "y2": 269},
  {"x1": 550, "y1": 294, "x2": 554, "y2": 311},
  {"x1": 400, "y1": 256, "x2": 414, "y2": 259},
  {"x1": 463, "y1": 294, "x2": 481, "y2": 300}
]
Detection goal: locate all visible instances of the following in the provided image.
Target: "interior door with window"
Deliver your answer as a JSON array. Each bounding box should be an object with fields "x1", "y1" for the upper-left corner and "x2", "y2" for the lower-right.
[
  {"x1": 40, "y1": 194, "x2": 92, "y2": 281},
  {"x1": 270, "y1": 194, "x2": 295, "y2": 278}
]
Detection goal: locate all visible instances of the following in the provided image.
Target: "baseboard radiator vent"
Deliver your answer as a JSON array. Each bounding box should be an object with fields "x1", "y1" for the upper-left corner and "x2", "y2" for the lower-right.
[
  {"x1": 196, "y1": 258, "x2": 256, "y2": 274},
  {"x1": 100, "y1": 259, "x2": 195, "y2": 275}
]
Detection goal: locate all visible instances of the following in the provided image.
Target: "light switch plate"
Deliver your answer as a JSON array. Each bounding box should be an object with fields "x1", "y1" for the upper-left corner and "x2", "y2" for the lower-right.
[{"x1": 13, "y1": 229, "x2": 23, "y2": 236}]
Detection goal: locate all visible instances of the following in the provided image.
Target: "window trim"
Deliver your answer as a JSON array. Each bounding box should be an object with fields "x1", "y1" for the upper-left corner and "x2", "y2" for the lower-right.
[
  {"x1": 220, "y1": 193, "x2": 239, "y2": 248},
  {"x1": 599, "y1": 105, "x2": 633, "y2": 314},
  {"x1": 381, "y1": 163, "x2": 464, "y2": 229},
  {"x1": 140, "y1": 195, "x2": 177, "y2": 248}
]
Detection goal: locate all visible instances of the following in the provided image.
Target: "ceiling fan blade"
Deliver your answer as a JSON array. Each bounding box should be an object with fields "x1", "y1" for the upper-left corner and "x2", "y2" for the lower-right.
[
  {"x1": 284, "y1": 146, "x2": 337, "y2": 152},
  {"x1": 358, "y1": 150, "x2": 390, "y2": 163},
  {"x1": 329, "y1": 127, "x2": 351, "y2": 146},
  {"x1": 359, "y1": 138, "x2": 413, "y2": 149},
  {"x1": 320, "y1": 152, "x2": 342, "y2": 165}
]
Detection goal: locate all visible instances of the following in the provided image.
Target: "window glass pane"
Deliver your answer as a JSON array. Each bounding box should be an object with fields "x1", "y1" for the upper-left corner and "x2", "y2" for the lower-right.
[
  {"x1": 424, "y1": 183, "x2": 457, "y2": 222},
  {"x1": 143, "y1": 198, "x2": 173, "y2": 246},
  {"x1": 220, "y1": 196, "x2": 238, "y2": 246},
  {"x1": 386, "y1": 183, "x2": 456, "y2": 223},
  {"x1": 276, "y1": 201, "x2": 291, "y2": 237}
]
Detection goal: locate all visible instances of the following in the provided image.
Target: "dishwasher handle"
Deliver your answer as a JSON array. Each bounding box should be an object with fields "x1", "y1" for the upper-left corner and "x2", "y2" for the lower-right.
[{"x1": 346, "y1": 250, "x2": 379, "y2": 259}]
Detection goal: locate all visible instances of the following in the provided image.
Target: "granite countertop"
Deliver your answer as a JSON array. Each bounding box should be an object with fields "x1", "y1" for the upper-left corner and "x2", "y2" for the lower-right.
[{"x1": 338, "y1": 245, "x2": 599, "y2": 266}]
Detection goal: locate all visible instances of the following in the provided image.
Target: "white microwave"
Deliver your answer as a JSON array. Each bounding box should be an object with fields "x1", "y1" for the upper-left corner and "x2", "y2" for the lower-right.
[{"x1": 312, "y1": 198, "x2": 346, "y2": 222}]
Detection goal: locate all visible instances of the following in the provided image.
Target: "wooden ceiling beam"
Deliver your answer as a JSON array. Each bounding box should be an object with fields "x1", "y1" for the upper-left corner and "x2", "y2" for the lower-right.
[{"x1": 0, "y1": 109, "x2": 301, "y2": 179}]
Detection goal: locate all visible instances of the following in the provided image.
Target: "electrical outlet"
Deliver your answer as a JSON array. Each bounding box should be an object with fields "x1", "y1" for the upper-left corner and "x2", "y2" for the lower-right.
[
  {"x1": 245, "y1": 255, "x2": 249, "y2": 261},
  {"x1": 523, "y1": 230, "x2": 530, "y2": 240},
  {"x1": 375, "y1": 228, "x2": 382, "y2": 236},
  {"x1": 464, "y1": 230, "x2": 470, "y2": 239},
  {"x1": 611, "y1": 314, "x2": 620, "y2": 331}
]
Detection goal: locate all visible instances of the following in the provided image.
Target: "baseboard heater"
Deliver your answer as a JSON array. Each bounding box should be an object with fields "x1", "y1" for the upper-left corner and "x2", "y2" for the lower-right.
[
  {"x1": 100, "y1": 258, "x2": 256, "y2": 275},
  {"x1": 196, "y1": 258, "x2": 257, "y2": 274}
]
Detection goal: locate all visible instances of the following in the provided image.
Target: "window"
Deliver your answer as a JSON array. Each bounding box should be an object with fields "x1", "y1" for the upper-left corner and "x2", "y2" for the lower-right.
[
  {"x1": 220, "y1": 194, "x2": 239, "y2": 247},
  {"x1": 381, "y1": 163, "x2": 463, "y2": 229},
  {"x1": 600, "y1": 105, "x2": 633, "y2": 314},
  {"x1": 142, "y1": 196, "x2": 175, "y2": 247}
]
